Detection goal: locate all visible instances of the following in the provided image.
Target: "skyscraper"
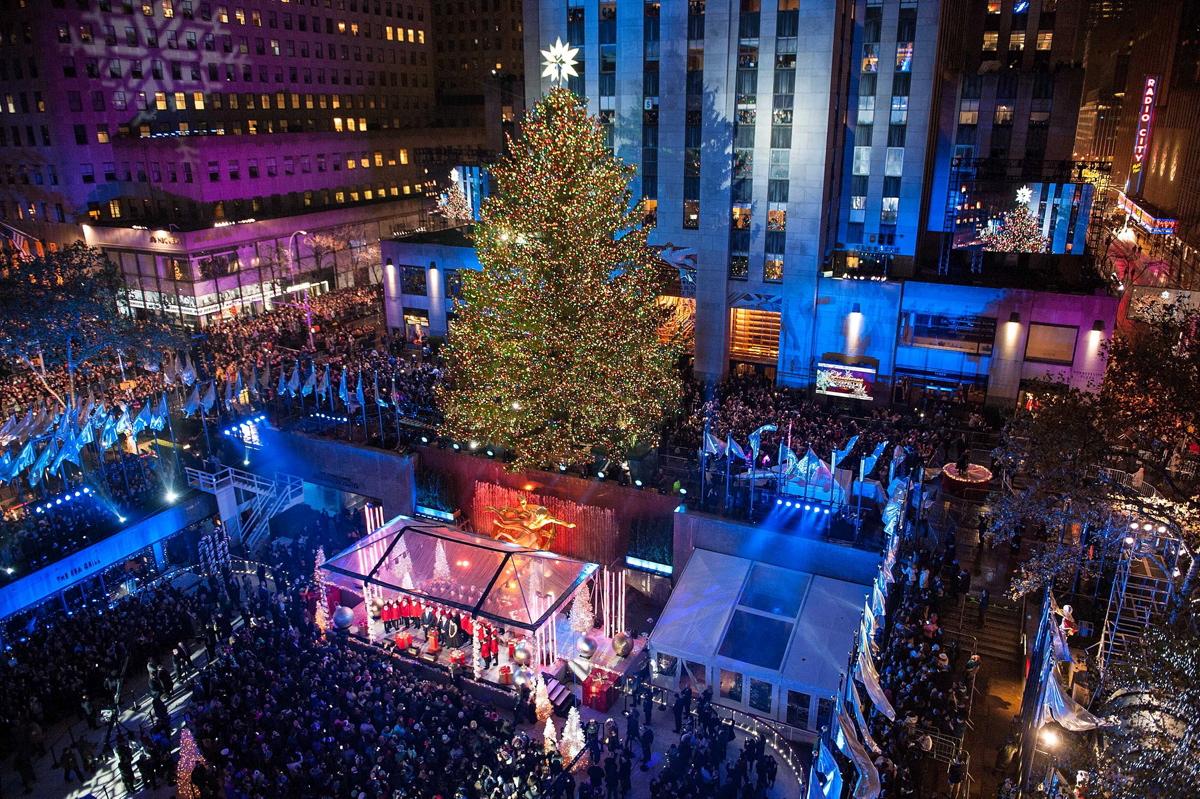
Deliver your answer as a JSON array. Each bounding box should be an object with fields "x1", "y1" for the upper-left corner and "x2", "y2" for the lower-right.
[
  {"x1": 0, "y1": 0, "x2": 481, "y2": 325},
  {"x1": 525, "y1": 0, "x2": 852, "y2": 385}
]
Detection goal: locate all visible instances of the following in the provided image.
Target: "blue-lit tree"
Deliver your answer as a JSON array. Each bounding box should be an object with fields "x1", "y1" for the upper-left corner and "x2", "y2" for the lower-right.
[{"x1": 0, "y1": 243, "x2": 180, "y2": 407}]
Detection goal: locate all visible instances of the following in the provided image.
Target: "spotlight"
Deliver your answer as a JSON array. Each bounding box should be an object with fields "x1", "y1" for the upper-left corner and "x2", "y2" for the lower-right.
[
  {"x1": 679, "y1": 487, "x2": 687, "y2": 495},
  {"x1": 3, "y1": 567, "x2": 13, "y2": 575},
  {"x1": 55, "y1": 498, "x2": 62, "y2": 505},
  {"x1": 634, "y1": 479, "x2": 643, "y2": 487},
  {"x1": 452, "y1": 443, "x2": 461, "y2": 450},
  {"x1": 597, "y1": 471, "x2": 606, "y2": 480},
  {"x1": 468, "y1": 440, "x2": 480, "y2": 450},
  {"x1": 243, "y1": 458, "x2": 250, "y2": 466},
  {"x1": 117, "y1": 515, "x2": 127, "y2": 523},
  {"x1": 785, "y1": 501, "x2": 793, "y2": 508},
  {"x1": 485, "y1": 449, "x2": 495, "y2": 457},
  {"x1": 1129, "y1": 522, "x2": 1139, "y2": 529},
  {"x1": 776, "y1": 499, "x2": 782, "y2": 506},
  {"x1": 74, "y1": 491, "x2": 81, "y2": 498},
  {"x1": 420, "y1": 435, "x2": 429, "y2": 444},
  {"x1": 823, "y1": 508, "x2": 830, "y2": 514},
  {"x1": 165, "y1": 490, "x2": 178, "y2": 503},
  {"x1": 83, "y1": 487, "x2": 90, "y2": 493},
  {"x1": 558, "y1": 464, "x2": 567, "y2": 472},
  {"x1": 804, "y1": 504, "x2": 811, "y2": 511},
  {"x1": 1124, "y1": 536, "x2": 1135, "y2": 545}
]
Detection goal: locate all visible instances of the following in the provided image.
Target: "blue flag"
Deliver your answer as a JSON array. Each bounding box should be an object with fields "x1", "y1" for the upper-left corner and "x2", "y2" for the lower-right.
[{"x1": 338, "y1": 369, "x2": 350, "y2": 406}]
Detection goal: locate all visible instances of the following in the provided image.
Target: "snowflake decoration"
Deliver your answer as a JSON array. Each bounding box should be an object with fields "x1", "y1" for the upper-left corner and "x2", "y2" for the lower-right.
[
  {"x1": 1016, "y1": 185, "x2": 1034, "y2": 204},
  {"x1": 541, "y1": 38, "x2": 580, "y2": 85}
]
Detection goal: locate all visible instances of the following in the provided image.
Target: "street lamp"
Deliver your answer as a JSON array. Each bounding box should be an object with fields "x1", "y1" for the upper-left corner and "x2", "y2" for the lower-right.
[{"x1": 288, "y1": 229, "x2": 314, "y2": 350}]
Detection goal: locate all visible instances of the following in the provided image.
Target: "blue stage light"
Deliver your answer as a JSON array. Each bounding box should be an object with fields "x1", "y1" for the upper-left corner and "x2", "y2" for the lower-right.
[
  {"x1": 74, "y1": 491, "x2": 81, "y2": 498},
  {"x1": 679, "y1": 487, "x2": 687, "y2": 495},
  {"x1": 55, "y1": 498, "x2": 61, "y2": 505},
  {"x1": 804, "y1": 504, "x2": 811, "y2": 511},
  {"x1": 776, "y1": 498, "x2": 782, "y2": 505},
  {"x1": 117, "y1": 515, "x2": 127, "y2": 523},
  {"x1": 823, "y1": 508, "x2": 830, "y2": 514},
  {"x1": 634, "y1": 479, "x2": 643, "y2": 487}
]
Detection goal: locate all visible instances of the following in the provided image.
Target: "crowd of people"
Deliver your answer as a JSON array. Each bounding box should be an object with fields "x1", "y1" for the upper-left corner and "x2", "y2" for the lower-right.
[
  {"x1": 0, "y1": 571, "x2": 247, "y2": 795},
  {"x1": 0, "y1": 453, "x2": 164, "y2": 579},
  {"x1": 867, "y1": 517, "x2": 979, "y2": 797},
  {"x1": 186, "y1": 610, "x2": 573, "y2": 799}
]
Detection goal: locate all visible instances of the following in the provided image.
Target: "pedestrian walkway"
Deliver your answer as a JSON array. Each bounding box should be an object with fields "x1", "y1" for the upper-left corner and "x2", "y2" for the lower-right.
[{"x1": 932, "y1": 497, "x2": 1030, "y2": 799}]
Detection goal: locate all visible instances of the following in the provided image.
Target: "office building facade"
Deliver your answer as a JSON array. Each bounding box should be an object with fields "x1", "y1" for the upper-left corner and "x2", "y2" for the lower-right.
[
  {"x1": 0, "y1": 0, "x2": 482, "y2": 324},
  {"x1": 524, "y1": 0, "x2": 852, "y2": 386}
]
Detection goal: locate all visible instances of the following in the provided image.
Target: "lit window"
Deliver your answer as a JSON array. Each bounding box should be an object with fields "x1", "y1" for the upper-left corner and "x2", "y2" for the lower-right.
[
  {"x1": 193, "y1": 91, "x2": 205, "y2": 109},
  {"x1": 895, "y1": 43, "x2": 913, "y2": 72},
  {"x1": 994, "y1": 104, "x2": 1014, "y2": 125},
  {"x1": 764, "y1": 258, "x2": 783, "y2": 282},
  {"x1": 881, "y1": 196, "x2": 899, "y2": 224},
  {"x1": 96, "y1": 125, "x2": 110, "y2": 144},
  {"x1": 163, "y1": 0, "x2": 174, "y2": 18},
  {"x1": 849, "y1": 195, "x2": 866, "y2": 223},
  {"x1": 857, "y1": 95, "x2": 875, "y2": 125},
  {"x1": 958, "y1": 99, "x2": 979, "y2": 125},
  {"x1": 987, "y1": 1, "x2": 1001, "y2": 12},
  {"x1": 1010, "y1": 32, "x2": 1025, "y2": 51},
  {"x1": 1036, "y1": 32, "x2": 1052, "y2": 50},
  {"x1": 155, "y1": 92, "x2": 168, "y2": 110},
  {"x1": 174, "y1": 91, "x2": 186, "y2": 109},
  {"x1": 885, "y1": 147, "x2": 904, "y2": 176},
  {"x1": 852, "y1": 147, "x2": 871, "y2": 176},
  {"x1": 108, "y1": 199, "x2": 122, "y2": 219},
  {"x1": 982, "y1": 32, "x2": 999, "y2": 52},
  {"x1": 861, "y1": 43, "x2": 878, "y2": 73},
  {"x1": 217, "y1": 5, "x2": 228, "y2": 23},
  {"x1": 399, "y1": 149, "x2": 409, "y2": 165}
]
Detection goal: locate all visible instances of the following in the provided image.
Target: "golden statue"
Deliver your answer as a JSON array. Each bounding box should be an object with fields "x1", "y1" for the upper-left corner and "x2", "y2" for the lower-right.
[{"x1": 486, "y1": 496, "x2": 576, "y2": 550}]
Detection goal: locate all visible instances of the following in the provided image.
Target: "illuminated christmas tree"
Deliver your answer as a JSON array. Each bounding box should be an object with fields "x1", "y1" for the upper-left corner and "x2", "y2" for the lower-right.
[
  {"x1": 560, "y1": 706, "x2": 586, "y2": 762},
  {"x1": 175, "y1": 726, "x2": 206, "y2": 799},
  {"x1": 437, "y1": 170, "x2": 472, "y2": 223},
  {"x1": 434, "y1": 539, "x2": 451, "y2": 583},
  {"x1": 535, "y1": 672, "x2": 553, "y2": 722},
  {"x1": 568, "y1": 582, "x2": 594, "y2": 635},
  {"x1": 472, "y1": 625, "x2": 484, "y2": 679},
  {"x1": 544, "y1": 716, "x2": 559, "y2": 753},
  {"x1": 438, "y1": 87, "x2": 682, "y2": 470},
  {"x1": 979, "y1": 186, "x2": 1049, "y2": 253},
  {"x1": 314, "y1": 546, "x2": 329, "y2": 634}
]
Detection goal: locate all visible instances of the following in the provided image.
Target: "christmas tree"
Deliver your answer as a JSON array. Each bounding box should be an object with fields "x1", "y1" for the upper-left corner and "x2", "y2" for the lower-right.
[
  {"x1": 544, "y1": 716, "x2": 559, "y2": 753},
  {"x1": 175, "y1": 726, "x2": 206, "y2": 799},
  {"x1": 434, "y1": 539, "x2": 451, "y2": 583},
  {"x1": 569, "y1": 581, "x2": 594, "y2": 635},
  {"x1": 472, "y1": 625, "x2": 484, "y2": 680},
  {"x1": 437, "y1": 170, "x2": 472, "y2": 223},
  {"x1": 979, "y1": 188, "x2": 1049, "y2": 253},
  {"x1": 534, "y1": 672, "x2": 553, "y2": 722},
  {"x1": 314, "y1": 546, "x2": 329, "y2": 634},
  {"x1": 438, "y1": 87, "x2": 682, "y2": 470},
  {"x1": 560, "y1": 706, "x2": 586, "y2": 761}
]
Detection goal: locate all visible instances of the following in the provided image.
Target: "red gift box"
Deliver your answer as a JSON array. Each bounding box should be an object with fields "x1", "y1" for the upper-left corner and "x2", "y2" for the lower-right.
[
  {"x1": 394, "y1": 632, "x2": 413, "y2": 649},
  {"x1": 498, "y1": 665, "x2": 513, "y2": 685},
  {"x1": 583, "y1": 672, "x2": 616, "y2": 712},
  {"x1": 449, "y1": 649, "x2": 467, "y2": 666}
]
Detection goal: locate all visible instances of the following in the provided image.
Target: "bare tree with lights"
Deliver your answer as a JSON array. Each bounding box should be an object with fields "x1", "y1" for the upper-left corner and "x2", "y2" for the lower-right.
[
  {"x1": 0, "y1": 243, "x2": 180, "y2": 408},
  {"x1": 438, "y1": 88, "x2": 682, "y2": 470}
]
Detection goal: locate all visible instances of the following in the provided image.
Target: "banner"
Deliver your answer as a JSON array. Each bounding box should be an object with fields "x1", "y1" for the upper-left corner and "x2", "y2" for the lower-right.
[{"x1": 816, "y1": 362, "x2": 875, "y2": 401}]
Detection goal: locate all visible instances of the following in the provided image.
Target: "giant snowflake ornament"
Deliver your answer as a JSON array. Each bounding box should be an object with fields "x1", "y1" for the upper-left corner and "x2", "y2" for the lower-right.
[
  {"x1": 541, "y1": 38, "x2": 580, "y2": 85},
  {"x1": 1016, "y1": 185, "x2": 1034, "y2": 205}
]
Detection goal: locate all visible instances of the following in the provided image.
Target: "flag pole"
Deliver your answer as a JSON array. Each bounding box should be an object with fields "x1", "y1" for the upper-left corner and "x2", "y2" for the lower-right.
[
  {"x1": 700, "y1": 418, "x2": 709, "y2": 512},
  {"x1": 374, "y1": 369, "x2": 384, "y2": 443},
  {"x1": 724, "y1": 450, "x2": 732, "y2": 516}
]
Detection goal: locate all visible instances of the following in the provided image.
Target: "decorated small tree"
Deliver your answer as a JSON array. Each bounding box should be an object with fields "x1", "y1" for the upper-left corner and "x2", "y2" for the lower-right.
[
  {"x1": 175, "y1": 726, "x2": 206, "y2": 799},
  {"x1": 544, "y1": 716, "x2": 559, "y2": 754},
  {"x1": 560, "y1": 706, "x2": 586, "y2": 762},
  {"x1": 314, "y1": 546, "x2": 329, "y2": 634},
  {"x1": 472, "y1": 625, "x2": 485, "y2": 680},
  {"x1": 534, "y1": 672, "x2": 553, "y2": 722},
  {"x1": 569, "y1": 581, "x2": 594, "y2": 635},
  {"x1": 434, "y1": 539, "x2": 451, "y2": 583}
]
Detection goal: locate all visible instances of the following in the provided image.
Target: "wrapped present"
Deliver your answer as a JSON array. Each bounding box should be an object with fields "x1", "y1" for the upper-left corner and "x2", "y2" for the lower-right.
[
  {"x1": 583, "y1": 671, "x2": 616, "y2": 712},
  {"x1": 498, "y1": 665, "x2": 513, "y2": 685},
  {"x1": 394, "y1": 632, "x2": 413, "y2": 649},
  {"x1": 449, "y1": 649, "x2": 467, "y2": 666}
]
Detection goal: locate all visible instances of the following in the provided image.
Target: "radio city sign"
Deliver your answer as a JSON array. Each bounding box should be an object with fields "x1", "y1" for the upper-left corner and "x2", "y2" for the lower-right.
[{"x1": 1130, "y1": 75, "x2": 1160, "y2": 178}]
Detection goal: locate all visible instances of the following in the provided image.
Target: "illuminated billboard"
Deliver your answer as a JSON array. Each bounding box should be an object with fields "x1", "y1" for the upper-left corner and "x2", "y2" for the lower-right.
[
  {"x1": 952, "y1": 182, "x2": 1094, "y2": 255},
  {"x1": 815, "y1": 362, "x2": 876, "y2": 401}
]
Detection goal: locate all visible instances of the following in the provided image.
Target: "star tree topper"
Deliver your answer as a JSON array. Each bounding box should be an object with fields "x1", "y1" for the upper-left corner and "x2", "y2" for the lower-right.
[
  {"x1": 541, "y1": 38, "x2": 579, "y2": 85},
  {"x1": 1016, "y1": 185, "x2": 1034, "y2": 204}
]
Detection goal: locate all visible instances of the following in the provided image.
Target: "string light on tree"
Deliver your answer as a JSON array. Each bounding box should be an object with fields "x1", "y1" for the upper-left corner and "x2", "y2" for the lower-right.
[
  {"x1": 438, "y1": 88, "x2": 682, "y2": 470},
  {"x1": 175, "y1": 726, "x2": 206, "y2": 799},
  {"x1": 314, "y1": 546, "x2": 329, "y2": 634},
  {"x1": 437, "y1": 168, "x2": 472, "y2": 223},
  {"x1": 979, "y1": 186, "x2": 1049, "y2": 253},
  {"x1": 568, "y1": 581, "x2": 595, "y2": 635}
]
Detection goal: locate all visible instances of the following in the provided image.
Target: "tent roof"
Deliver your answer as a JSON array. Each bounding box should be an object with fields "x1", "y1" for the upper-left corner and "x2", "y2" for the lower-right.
[
  {"x1": 320, "y1": 515, "x2": 597, "y2": 631},
  {"x1": 650, "y1": 548, "x2": 868, "y2": 696}
]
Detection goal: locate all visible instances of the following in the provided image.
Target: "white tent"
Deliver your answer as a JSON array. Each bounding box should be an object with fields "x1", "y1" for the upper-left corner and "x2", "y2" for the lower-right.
[{"x1": 649, "y1": 548, "x2": 869, "y2": 737}]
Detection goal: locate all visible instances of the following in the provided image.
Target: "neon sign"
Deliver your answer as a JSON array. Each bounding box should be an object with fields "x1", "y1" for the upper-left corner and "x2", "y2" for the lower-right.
[{"x1": 1130, "y1": 75, "x2": 1159, "y2": 192}]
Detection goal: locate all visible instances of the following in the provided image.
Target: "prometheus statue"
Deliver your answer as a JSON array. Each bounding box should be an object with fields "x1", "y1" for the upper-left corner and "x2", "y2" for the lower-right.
[{"x1": 487, "y1": 496, "x2": 576, "y2": 550}]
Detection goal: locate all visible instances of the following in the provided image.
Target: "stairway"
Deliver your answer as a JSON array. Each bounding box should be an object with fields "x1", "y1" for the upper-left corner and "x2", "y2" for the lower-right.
[
  {"x1": 185, "y1": 465, "x2": 305, "y2": 552},
  {"x1": 941, "y1": 598, "x2": 1026, "y2": 666},
  {"x1": 545, "y1": 673, "x2": 576, "y2": 718}
]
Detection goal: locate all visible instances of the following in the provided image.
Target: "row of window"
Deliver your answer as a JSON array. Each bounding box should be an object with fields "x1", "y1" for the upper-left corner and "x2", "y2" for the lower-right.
[
  {"x1": 55, "y1": 24, "x2": 424, "y2": 54},
  {"x1": 47, "y1": 0, "x2": 426, "y2": 21},
  {"x1": 52, "y1": 4, "x2": 423, "y2": 37}
]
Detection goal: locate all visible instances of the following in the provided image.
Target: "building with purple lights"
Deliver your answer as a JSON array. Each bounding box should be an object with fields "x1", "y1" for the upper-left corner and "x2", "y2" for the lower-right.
[{"x1": 0, "y1": 0, "x2": 489, "y2": 325}]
